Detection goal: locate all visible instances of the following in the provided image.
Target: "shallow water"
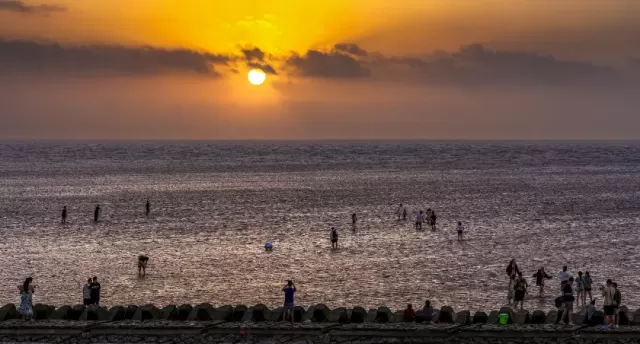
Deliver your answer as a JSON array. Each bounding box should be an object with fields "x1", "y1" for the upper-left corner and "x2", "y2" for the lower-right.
[{"x1": 1, "y1": 141, "x2": 639, "y2": 311}]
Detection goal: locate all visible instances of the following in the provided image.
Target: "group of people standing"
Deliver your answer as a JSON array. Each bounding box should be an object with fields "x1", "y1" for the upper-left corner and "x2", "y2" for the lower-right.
[
  {"x1": 505, "y1": 260, "x2": 622, "y2": 328},
  {"x1": 60, "y1": 200, "x2": 151, "y2": 224},
  {"x1": 395, "y1": 204, "x2": 438, "y2": 231}
]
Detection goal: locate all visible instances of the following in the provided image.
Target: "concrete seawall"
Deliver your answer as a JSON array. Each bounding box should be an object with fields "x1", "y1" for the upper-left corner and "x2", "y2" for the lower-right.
[{"x1": 2, "y1": 303, "x2": 640, "y2": 343}]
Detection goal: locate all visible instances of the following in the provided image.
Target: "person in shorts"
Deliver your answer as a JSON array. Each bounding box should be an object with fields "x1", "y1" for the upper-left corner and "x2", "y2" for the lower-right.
[
  {"x1": 416, "y1": 211, "x2": 425, "y2": 230},
  {"x1": 513, "y1": 272, "x2": 528, "y2": 310},
  {"x1": 613, "y1": 282, "x2": 621, "y2": 328},
  {"x1": 601, "y1": 279, "x2": 616, "y2": 328},
  {"x1": 560, "y1": 277, "x2": 575, "y2": 326},
  {"x1": 282, "y1": 280, "x2": 296, "y2": 324},
  {"x1": 330, "y1": 227, "x2": 339, "y2": 248},
  {"x1": 138, "y1": 255, "x2": 149, "y2": 276}
]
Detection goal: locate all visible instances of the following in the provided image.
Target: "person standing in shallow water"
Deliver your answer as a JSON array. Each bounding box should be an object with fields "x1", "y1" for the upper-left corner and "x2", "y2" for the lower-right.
[
  {"x1": 430, "y1": 211, "x2": 437, "y2": 230},
  {"x1": 94, "y1": 204, "x2": 101, "y2": 223},
  {"x1": 402, "y1": 206, "x2": 408, "y2": 221},
  {"x1": 532, "y1": 267, "x2": 552, "y2": 295},
  {"x1": 145, "y1": 199, "x2": 150, "y2": 217},
  {"x1": 18, "y1": 277, "x2": 35, "y2": 321},
  {"x1": 457, "y1": 221, "x2": 464, "y2": 241},
  {"x1": 395, "y1": 204, "x2": 403, "y2": 221},
  {"x1": 415, "y1": 211, "x2": 425, "y2": 230},
  {"x1": 575, "y1": 271, "x2": 586, "y2": 307},
  {"x1": 351, "y1": 213, "x2": 357, "y2": 230},
  {"x1": 330, "y1": 227, "x2": 339, "y2": 248},
  {"x1": 61, "y1": 206, "x2": 67, "y2": 224},
  {"x1": 584, "y1": 271, "x2": 594, "y2": 302}
]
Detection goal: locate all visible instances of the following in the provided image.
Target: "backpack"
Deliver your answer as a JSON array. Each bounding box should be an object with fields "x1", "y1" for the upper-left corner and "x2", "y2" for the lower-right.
[{"x1": 554, "y1": 296, "x2": 564, "y2": 308}]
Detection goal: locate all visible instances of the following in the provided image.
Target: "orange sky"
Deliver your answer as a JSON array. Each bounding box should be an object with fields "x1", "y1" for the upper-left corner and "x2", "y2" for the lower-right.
[{"x1": 1, "y1": 0, "x2": 639, "y2": 139}]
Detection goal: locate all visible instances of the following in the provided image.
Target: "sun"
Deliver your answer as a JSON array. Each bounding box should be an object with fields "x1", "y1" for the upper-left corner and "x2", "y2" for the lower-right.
[{"x1": 248, "y1": 69, "x2": 266, "y2": 85}]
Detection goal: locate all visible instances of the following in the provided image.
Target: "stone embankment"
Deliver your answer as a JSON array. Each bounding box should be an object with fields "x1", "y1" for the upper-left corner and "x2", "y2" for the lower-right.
[{"x1": 1, "y1": 303, "x2": 640, "y2": 343}]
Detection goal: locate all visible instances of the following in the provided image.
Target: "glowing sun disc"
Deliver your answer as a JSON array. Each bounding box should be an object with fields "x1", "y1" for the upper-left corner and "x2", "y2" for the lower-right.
[{"x1": 248, "y1": 69, "x2": 266, "y2": 85}]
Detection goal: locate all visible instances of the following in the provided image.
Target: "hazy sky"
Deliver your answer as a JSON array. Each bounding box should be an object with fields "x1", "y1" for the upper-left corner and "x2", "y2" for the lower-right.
[{"x1": 1, "y1": 0, "x2": 640, "y2": 139}]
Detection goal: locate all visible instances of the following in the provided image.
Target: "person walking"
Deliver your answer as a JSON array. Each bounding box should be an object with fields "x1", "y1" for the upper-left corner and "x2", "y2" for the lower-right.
[
  {"x1": 532, "y1": 267, "x2": 552, "y2": 295},
  {"x1": 94, "y1": 204, "x2": 101, "y2": 223},
  {"x1": 330, "y1": 227, "x2": 339, "y2": 249},
  {"x1": 560, "y1": 277, "x2": 575, "y2": 326},
  {"x1": 18, "y1": 278, "x2": 35, "y2": 321},
  {"x1": 61, "y1": 206, "x2": 67, "y2": 224},
  {"x1": 90, "y1": 276, "x2": 101, "y2": 305},
  {"x1": 282, "y1": 280, "x2": 296, "y2": 324},
  {"x1": 82, "y1": 278, "x2": 92, "y2": 305}
]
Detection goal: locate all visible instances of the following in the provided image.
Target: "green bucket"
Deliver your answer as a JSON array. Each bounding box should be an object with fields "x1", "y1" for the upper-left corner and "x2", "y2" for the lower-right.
[{"x1": 498, "y1": 313, "x2": 509, "y2": 325}]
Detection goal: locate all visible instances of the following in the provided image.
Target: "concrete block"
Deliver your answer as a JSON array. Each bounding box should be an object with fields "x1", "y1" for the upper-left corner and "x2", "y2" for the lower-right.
[
  {"x1": 531, "y1": 310, "x2": 546, "y2": 324},
  {"x1": 124, "y1": 305, "x2": 138, "y2": 320},
  {"x1": 313, "y1": 304, "x2": 330, "y2": 322},
  {"x1": 251, "y1": 304, "x2": 270, "y2": 322},
  {"x1": 456, "y1": 310, "x2": 470, "y2": 325},
  {"x1": 132, "y1": 304, "x2": 161, "y2": 321},
  {"x1": 177, "y1": 304, "x2": 192, "y2": 321},
  {"x1": 366, "y1": 309, "x2": 377, "y2": 322},
  {"x1": 50, "y1": 305, "x2": 72, "y2": 320},
  {"x1": 328, "y1": 307, "x2": 348, "y2": 323},
  {"x1": 213, "y1": 305, "x2": 234, "y2": 321},
  {"x1": 487, "y1": 311, "x2": 499, "y2": 324},
  {"x1": 438, "y1": 306, "x2": 455, "y2": 323},
  {"x1": 108, "y1": 306, "x2": 125, "y2": 321},
  {"x1": 0, "y1": 304, "x2": 18, "y2": 321},
  {"x1": 80, "y1": 305, "x2": 110, "y2": 321},
  {"x1": 293, "y1": 306, "x2": 304, "y2": 322},
  {"x1": 473, "y1": 311, "x2": 488, "y2": 324},
  {"x1": 375, "y1": 306, "x2": 393, "y2": 323},
  {"x1": 619, "y1": 306, "x2": 630, "y2": 325},
  {"x1": 187, "y1": 303, "x2": 215, "y2": 321},
  {"x1": 70, "y1": 305, "x2": 85, "y2": 320},
  {"x1": 545, "y1": 310, "x2": 558, "y2": 324},
  {"x1": 302, "y1": 306, "x2": 315, "y2": 322},
  {"x1": 514, "y1": 310, "x2": 529, "y2": 325},
  {"x1": 233, "y1": 305, "x2": 248, "y2": 322},
  {"x1": 161, "y1": 305, "x2": 179, "y2": 321},
  {"x1": 269, "y1": 307, "x2": 284, "y2": 322},
  {"x1": 241, "y1": 307, "x2": 254, "y2": 322}
]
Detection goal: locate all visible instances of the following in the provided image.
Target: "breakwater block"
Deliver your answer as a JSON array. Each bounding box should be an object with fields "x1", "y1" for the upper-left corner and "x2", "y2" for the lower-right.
[
  {"x1": 531, "y1": 310, "x2": 546, "y2": 324},
  {"x1": 375, "y1": 306, "x2": 393, "y2": 323},
  {"x1": 514, "y1": 310, "x2": 529, "y2": 325},
  {"x1": 161, "y1": 305, "x2": 179, "y2": 321},
  {"x1": 70, "y1": 305, "x2": 85, "y2": 320},
  {"x1": 187, "y1": 303, "x2": 215, "y2": 321},
  {"x1": 269, "y1": 307, "x2": 284, "y2": 321},
  {"x1": 233, "y1": 305, "x2": 247, "y2": 322},
  {"x1": 633, "y1": 309, "x2": 640, "y2": 325},
  {"x1": 252, "y1": 304, "x2": 270, "y2": 322},
  {"x1": 213, "y1": 305, "x2": 234, "y2": 321},
  {"x1": 34, "y1": 304, "x2": 55, "y2": 319},
  {"x1": 487, "y1": 311, "x2": 499, "y2": 324},
  {"x1": 456, "y1": 310, "x2": 471, "y2": 325},
  {"x1": 0, "y1": 304, "x2": 18, "y2": 321},
  {"x1": 498, "y1": 307, "x2": 514, "y2": 324},
  {"x1": 329, "y1": 307, "x2": 348, "y2": 323},
  {"x1": 619, "y1": 306, "x2": 630, "y2": 325},
  {"x1": 125, "y1": 305, "x2": 138, "y2": 320},
  {"x1": 546, "y1": 310, "x2": 558, "y2": 324},
  {"x1": 473, "y1": 311, "x2": 488, "y2": 324},
  {"x1": 590, "y1": 311, "x2": 604, "y2": 326},
  {"x1": 80, "y1": 305, "x2": 110, "y2": 321},
  {"x1": 293, "y1": 306, "x2": 304, "y2": 322},
  {"x1": 302, "y1": 306, "x2": 315, "y2": 322},
  {"x1": 177, "y1": 304, "x2": 192, "y2": 321},
  {"x1": 366, "y1": 309, "x2": 377, "y2": 322},
  {"x1": 132, "y1": 304, "x2": 161, "y2": 321},
  {"x1": 313, "y1": 304, "x2": 330, "y2": 322},
  {"x1": 438, "y1": 306, "x2": 455, "y2": 323},
  {"x1": 50, "y1": 305, "x2": 72, "y2": 320},
  {"x1": 108, "y1": 306, "x2": 125, "y2": 321}
]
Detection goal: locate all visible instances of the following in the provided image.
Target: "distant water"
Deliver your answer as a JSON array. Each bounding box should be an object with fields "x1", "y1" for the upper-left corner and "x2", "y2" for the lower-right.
[{"x1": 1, "y1": 141, "x2": 640, "y2": 311}]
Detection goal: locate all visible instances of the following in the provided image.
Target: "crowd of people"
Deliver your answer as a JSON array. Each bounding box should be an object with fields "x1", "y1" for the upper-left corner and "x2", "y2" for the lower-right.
[{"x1": 504, "y1": 260, "x2": 623, "y2": 329}]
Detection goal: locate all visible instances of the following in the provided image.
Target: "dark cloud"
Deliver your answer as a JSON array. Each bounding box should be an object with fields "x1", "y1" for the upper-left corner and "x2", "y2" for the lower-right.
[
  {"x1": 0, "y1": 39, "x2": 230, "y2": 77},
  {"x1": 286, "y1": 50, "x2": 371, "y2": 78},
  {"x1": 377, "y1": 43, "x2": 618, "y2": 86},
  {"x1": 333, "y1": 43, "x2": 368, "y2": 57},
  {"x1": 0, "y1": 0, "x2": 65, "y2": 14},
  {"x1": 241, "y1": 47, "x2": 266, "y2": 62},
  {"x1": 248, "y1": 62, "x2": 277, "y2": 75}
]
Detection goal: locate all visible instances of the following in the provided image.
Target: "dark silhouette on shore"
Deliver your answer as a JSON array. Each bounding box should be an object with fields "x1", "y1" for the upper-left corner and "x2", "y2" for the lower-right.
[
  {"x1": 61, "y1": 206, "x2": 67, "y2": 224},
  {"x1": 145, "y1": 199, "x2": 150, "y2": 217},
  {"x1": 94, "y1": 205, "x2": 100, "y2": 223}
]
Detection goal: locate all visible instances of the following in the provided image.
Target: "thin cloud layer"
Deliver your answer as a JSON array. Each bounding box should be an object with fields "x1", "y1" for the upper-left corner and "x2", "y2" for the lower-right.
[
  {"x1": 286, "y1": 49, "x2": 372, "y2": 78},
  {"x1": 0, "y1": 0, "x2": 65, "y2": 14},
  {"x1": 0, "y1": 39, "x2": 229, "y2": 77}
]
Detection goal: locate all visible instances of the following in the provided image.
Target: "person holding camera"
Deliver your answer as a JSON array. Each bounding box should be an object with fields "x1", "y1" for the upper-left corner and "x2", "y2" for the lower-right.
[{"x1": 282, "y1": 280, "x2": 297, "y2": 324}]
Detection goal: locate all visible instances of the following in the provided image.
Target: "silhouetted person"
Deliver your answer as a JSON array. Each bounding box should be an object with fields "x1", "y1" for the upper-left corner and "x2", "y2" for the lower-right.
[
  {"x1": 351, "y1": 213, "x2": 357, "y2": 231},
  {"x1": 138, "y1": 255, "x2": 149, "y2": 276},
  {"x1": 331, "y1": 227, "x2": 339, "y2": 248},
  {"x1": 145, "y1": 199, "x2": 150, "y2": 217},
  {"x1": 94, "y1": 204, "x2": 100, "y2": 223},
  {"x1": 90, "y1": 276, "x2": 101, "y2": 305},
  {"x1": 61, "y1": 206, "x2": 67, "y2": 224}
]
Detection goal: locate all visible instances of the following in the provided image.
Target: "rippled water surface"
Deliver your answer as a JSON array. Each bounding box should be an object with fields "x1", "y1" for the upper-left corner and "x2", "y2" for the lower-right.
[{"x1": 1, "y1": 141, "x2": 640, "y2": 311}]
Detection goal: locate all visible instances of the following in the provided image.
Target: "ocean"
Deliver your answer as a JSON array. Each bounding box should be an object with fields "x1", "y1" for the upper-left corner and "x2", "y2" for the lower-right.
[{"x1": 1, "y1": 141, "x2": 639, "y2": 311}]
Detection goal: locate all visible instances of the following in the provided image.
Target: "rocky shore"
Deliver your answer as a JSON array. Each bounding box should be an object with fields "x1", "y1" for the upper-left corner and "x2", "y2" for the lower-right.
[{"x1": 2, "y1": 303, "x2": 640, "y2": 343}]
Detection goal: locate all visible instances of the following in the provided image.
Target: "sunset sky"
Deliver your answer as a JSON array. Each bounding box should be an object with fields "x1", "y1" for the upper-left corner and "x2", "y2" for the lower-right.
[{"x1": 1, "y1": 0, "x2": 640, "y2": 139}]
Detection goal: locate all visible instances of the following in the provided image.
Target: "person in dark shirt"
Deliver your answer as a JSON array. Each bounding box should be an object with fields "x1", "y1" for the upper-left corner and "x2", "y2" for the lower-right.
[
  {"x1": 330, "y1": 227, "x2": 339, "y2": 249},
  {"x1": 613, "y1": 283, "x2": 621, "y2": 328},
  {"x1": 282, "y1": 280, "x2": 296, "y2": 324},
  {"x1": 422, "y1": 300, "x2": 434, "y2": 323},
  {"x1": 138, "y1": 255, "x2": 149, "y2": 276},
  {"x1": 506, "y1": 260, "x2": 520, "y2": 278},
  {"x1": 145, "y1": 199, "x2": 150, "y2": 217},
  {"x1": 351, "y1": 213, "x2": 357, "y2": 231},
  {"x1": 560, "y1": 277, "x2": 575, "y2": 326},
  {"x1": 61, "y1": 206, "x2": 67, "y2": 224},
  {"x1": 94, "y1": 205, "x2": 101, "y2": 223},
  {"x1": 532, "y1": 267, "x2": 552, "y2": 295},
  {"x1": 403, "y1": 304, "x2": 416, "y2": 322},
  {"x1": 430, "y1": 212, "x2": 437, "y2": 230},
  {"x1": 90, "y1": 276, "x2": 101, "y2": 305}
]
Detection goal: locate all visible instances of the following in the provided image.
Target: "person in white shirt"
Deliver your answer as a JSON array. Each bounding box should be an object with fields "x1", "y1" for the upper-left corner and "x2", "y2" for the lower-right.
[
  {"x1": 457, "y1": 222, "x2": 464, "y2": 241},
  {"x1": 82, "y1": 278, "x2": 92, "y2": 305},
  {"x1": 557, "y1": 266, "x2": 570, "y2": 291},
  {"x1": 415, "y1": 211, "x2": 425, "y2": 230}
]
